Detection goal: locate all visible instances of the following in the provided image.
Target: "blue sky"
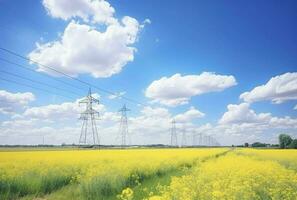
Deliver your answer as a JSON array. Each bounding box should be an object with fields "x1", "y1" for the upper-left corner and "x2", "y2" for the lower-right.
[{"x1": 0, "y1": 0, "x2": 296, "y2": 145}]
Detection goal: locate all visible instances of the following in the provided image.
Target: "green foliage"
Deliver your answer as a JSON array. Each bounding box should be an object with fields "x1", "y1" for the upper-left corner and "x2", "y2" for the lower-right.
[
  {"x1": 289, "y1": 139, "x2": 297, "y2": 149},
  {"x1": 0, "y1": 170, "x2": 73, "y2": 200},
  {"x1": 251, "y1": 142, "x2": 266, "y2": 147},
  {"x1": 279, "y1": 134, "x2": 293, "y2": 149}
]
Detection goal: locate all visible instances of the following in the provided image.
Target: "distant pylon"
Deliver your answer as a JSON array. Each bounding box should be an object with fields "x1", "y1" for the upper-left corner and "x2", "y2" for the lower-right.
[
  {"x1": 181, "y1": 126, "x2": 187, "y2": 147},
  {"x1": 192, "y1": 131, "x2": 196, "y2": 146},
  {"x1": 79, "y1": 88, "x2": 100, "y2": 145},
  {"x1": 119, "y1": 104, "x2": 130, "y2": 147},
  {"x1": 199, "y1": 133, "x2": 203, "y2": 146},
  {"x1": 206, "y1": 135, "x2": 212, "y2": 146},
  {"x1": 170, "y1": 119, "x2": 178, "y2": 146}
]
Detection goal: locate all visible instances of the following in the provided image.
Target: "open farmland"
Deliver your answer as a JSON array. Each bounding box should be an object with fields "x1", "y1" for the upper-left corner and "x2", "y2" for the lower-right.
[
  {"x1": 0, "y1": 148, "x2": 226, "y2": 200},
  {"x1": 152, "y1": 149, "x2": 297, "y2": 200},
  {"x1": 1, "y1": 148, "x2": 297, "y2": 200},
  {"x1": 1, "y1": 0, "x2": 297, "y2": 199}
]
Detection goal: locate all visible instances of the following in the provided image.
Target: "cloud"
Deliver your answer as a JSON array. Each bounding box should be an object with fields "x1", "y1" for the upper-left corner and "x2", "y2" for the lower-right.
[
  {"x1": 174, "y1": 106, "x2": 205, "y2": 123},
  {"x1": 240, "y1": 72, "x2": 297, "y2": 104},
  {"x1": 128, "y1": 106, "x2": 206, "y2": 145},
  {"x1": 212, "y1": 102, "x2": 297, "y2": 144},
  {"x1": 219, "y1": 102, "x2": 297, "y2": 128},
  {"x1": 143, "y1": 18, "x2": 151, "y2": 24},
  {"x1": 1, "y1": 119, "x2": 38, "y2": 129},
  {"x1": 108, "y1": 91, "x2": 126, "y2": 99},
  {"x1": 294, "y1": 105, "x2": 297, "y2": 110},
  {"x1": 1, "y1": 98, "x2": 297, "y2": 145},
  {"x1": 145, "y1": 72, "x2": 237, "y2": 106},
  {"x1": 140, "y1": 106, "x2": 171, "y2": 118},
  {"x1": 42, "y1": 0, "x2": 117, "y2": 25},
  {"x1": 219, "y1": 103, "x2": 271, "y2": 125},
  {"x1": 0, "y1": 122, "x2": 81, "y2": 145},
  {"x1": 1, "y1": 99, "x2": 207, "y2": 145},
  {"x1": 0, "y1": 95, "x2": 106, "y2": 145},
  {"x1": 0, "y1": 90, "x2": 35, "y2": 115},
  {"x1": 22, "y1": 95, "x2": 104, "y2": 121},
  {"x1": 30, "y1": 0, "x2": 148, "y2": 78},
  {"x1": 23, "y1": 102, "x2": 81, "y2": 120},
  {"x1": 29, "y1": 18, "x2": 142, "y2": 78}
]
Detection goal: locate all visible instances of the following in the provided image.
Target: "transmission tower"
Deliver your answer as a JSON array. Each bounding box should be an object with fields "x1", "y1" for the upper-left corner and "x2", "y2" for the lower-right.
[
  {"x1": 181, "y1": 126, "x2": 187, "y2": 147},
  {"x1": 119, "y1": 104, "x2": 130, "y2": 147},
  {"x1": 192, "y1": 131, "x2": 196, "y2": 146},
  {"x1": 79, "y1": 88, "x2": 100, "y2": 145},
  {"x1": 170, "y1": 119, "x2": 178, "y2": 146},
  {"x1": 207, "y1": 135, "x2": 211, "y2": 146},
  {"x1": 199, "y1": 133, "x2": 203, "y2": 146}
]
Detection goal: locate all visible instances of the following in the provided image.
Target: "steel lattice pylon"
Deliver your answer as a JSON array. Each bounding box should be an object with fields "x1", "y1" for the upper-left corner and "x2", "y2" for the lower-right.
[
  {"x1": 181, "y1": 126, "x2": 187, "y2": 147},
  {"x1": 170, "y1": 119, "x2": 178, "y2": 146},
  {"x1": 119, "y1": 104, "x2": 130, "y2": 147},
  {"x1": 198, "y1": 133, "x2": 203, "y2": 146},
  {"x1": 192, "y1": 131, "x2": 196, "y2": 146},
  {"x1": 79, "y1": 88, "x2": 100, "y2": 145}
]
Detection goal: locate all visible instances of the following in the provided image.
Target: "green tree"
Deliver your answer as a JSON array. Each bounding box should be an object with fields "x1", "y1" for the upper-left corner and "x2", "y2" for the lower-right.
[
  {"x1": 289, "y1": 139, "x2": 297, "y2": 149},
  {"x1": 279, "y1": 134, "x2": 293, "y2": 149},
  {"x1": 251, "y1": 142, "x2": 266, "y2": 147}
]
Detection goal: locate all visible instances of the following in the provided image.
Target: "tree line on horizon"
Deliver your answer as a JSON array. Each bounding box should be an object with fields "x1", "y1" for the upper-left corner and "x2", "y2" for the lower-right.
[
  {"x1": 279, "y1": 134, "x2": 297, "y2": 149},
  {"x1": 240, "y1": 134, "x2": 297, "y2": 149}
]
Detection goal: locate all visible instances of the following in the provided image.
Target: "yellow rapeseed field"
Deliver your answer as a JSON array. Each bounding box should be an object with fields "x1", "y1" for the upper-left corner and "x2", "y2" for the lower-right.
[
  {"x1": 0, "y1": 148, "x2": 225, "y2": 200},
  {"x1": 150, "y1": 149, "x2": 297, "y2": 200},
  {"x1": 237, "y1": 148, "x2": 297, "y2": 170},
  {"x1": 1, "y1": 148, "x2": 297, "y2": 200}
]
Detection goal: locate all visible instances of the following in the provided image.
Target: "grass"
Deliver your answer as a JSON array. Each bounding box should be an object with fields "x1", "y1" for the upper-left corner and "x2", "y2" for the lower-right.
[
  {"x1": 132, "y1": 166, "x2": 187, "y2": 200},
  {"x1": 17, "y1": 161, "x2": 191, "y2": 200},
  {"x1": 3, "y1": 148, "x2": 297, "y2": 200},
  {"x1": 19, "y1": 163, "x2": 190, "y2": 200},
  {"x1": 1, "y1": 148, "x2": 226, "y2": 200},
  {"x1": 31, "y1": 149, "x2": 229, "y2": 200}
]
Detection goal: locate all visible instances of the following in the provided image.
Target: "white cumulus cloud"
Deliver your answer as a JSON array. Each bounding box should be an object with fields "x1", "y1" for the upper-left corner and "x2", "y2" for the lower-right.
[
  {"x1": 0, "y1": 90, "x2": 35, "y2": 115},
  {"x1": 219, "y1": 103, "x2": 271, "y2": 125},
  {"x1": 145, "y1": 72, "x2": 237, "y2": 106},
  {"x1": 240, "y1": 72, "x2": 297, "y2": 104},
  {"x1": 42, "y1": 0, "x2": 117, "y2": 25},
  {"x1": 219, "y1": 102, "x2": 297, "y2": 129},
  {"x1": 23, "y1": 95, "x2": 104, "y2": 120},
  {"x1": 108, "y1": 91, "x2": 126, "y2": 99},
  {"x1": 190, "y1": 102, "x2": 297, "y2": 145},
  {"x1": 174, "y1": 106, "x2": 205, "y2": 123},
  {"x1": 30, "y1": 0, "x2": 149, "y2": 78},
  {"x1": 29, "y1": 18, "x2": 141, "y2": 78}
]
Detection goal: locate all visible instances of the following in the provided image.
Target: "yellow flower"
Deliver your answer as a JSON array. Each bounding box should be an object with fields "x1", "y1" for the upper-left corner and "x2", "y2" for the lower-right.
[{"x1": 119, "y1": 187, "x2": 134, "y2": 200}]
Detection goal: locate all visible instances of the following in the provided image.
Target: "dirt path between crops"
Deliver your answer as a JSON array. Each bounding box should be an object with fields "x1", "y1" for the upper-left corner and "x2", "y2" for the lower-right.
[{"x1": 133, "y1": 148, "x2": 233, "y2": 199}]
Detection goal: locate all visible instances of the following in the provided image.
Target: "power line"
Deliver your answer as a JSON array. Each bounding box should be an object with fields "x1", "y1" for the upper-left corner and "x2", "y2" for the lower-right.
[
  {"x1": 0, "y1": 77, "x2": 74, "y2": 101},
  {"x1": 0, "y1": 57, "x2": 86, "y2": 93},
  {"x1": 0, "y1": 47, "x2": 147, "y2": 106},
  {"x1": 0, "y1": 70, "x2": 82, "y2": 98}
]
